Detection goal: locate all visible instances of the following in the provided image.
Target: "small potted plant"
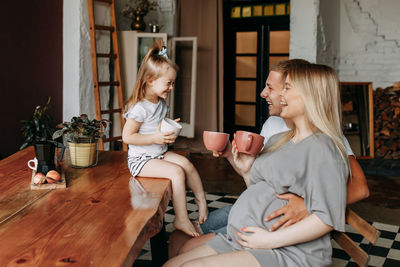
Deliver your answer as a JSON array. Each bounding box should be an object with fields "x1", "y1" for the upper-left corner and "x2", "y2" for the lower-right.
[
  {"x1": 52, "y1": 114, "x2": 110, "y2": 168},
  {"x1": 20, "y1": 97, "x2": 65, "y2": 174},
  {"x1": 20, "y1": 97, "x2": 55, "y2": 150}
]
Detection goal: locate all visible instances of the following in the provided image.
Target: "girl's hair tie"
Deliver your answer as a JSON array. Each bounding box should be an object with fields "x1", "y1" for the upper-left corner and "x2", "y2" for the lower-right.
[{"x1": 158, "y1": 46, "x2": 168, "y2": 59}]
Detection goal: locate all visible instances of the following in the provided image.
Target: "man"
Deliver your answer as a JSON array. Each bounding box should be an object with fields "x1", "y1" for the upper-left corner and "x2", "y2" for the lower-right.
[{"x1": 168, "y1": 59, "x2": 369, "y2": 256}]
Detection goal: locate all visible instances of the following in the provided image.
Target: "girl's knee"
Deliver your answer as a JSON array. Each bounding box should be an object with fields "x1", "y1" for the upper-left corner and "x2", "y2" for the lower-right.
[
  {"x1": 181, "y1": 158, "x2": 196, "y2": 173},
  {"x1": 176, "y1": 155, "x2": 191, "y2": 169},
  {"x1": 169, "y1": 165, "x2": 185, "y2": 181}
]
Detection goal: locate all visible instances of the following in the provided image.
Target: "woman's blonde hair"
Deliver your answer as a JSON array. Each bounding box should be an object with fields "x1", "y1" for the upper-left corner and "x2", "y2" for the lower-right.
[
  {"x1": 124, "y1": 40, "x2": 179, "y2": 111},
  {"x1": 266, "y1": 62, "x2": 350, "y2": 175}
]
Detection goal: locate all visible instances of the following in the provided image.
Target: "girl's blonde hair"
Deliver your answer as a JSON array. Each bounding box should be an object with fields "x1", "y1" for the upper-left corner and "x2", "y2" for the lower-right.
[
  {"x1": 266, "y1": 63, "x2": 350, "y2": 175},
  {"x1": 124, "y1": 40, "x2": 179, "y2": 111}
]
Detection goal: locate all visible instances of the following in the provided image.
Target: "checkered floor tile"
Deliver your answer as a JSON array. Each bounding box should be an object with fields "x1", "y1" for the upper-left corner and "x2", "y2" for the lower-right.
[{"x1": 137, "y1": 192, "x2": 400, "y2": 267}]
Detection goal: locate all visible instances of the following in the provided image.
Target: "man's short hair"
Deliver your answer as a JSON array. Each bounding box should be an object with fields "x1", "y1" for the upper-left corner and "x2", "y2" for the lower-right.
[{"x1": 270, "y1": 59, "x2": 310, "y2": 82}]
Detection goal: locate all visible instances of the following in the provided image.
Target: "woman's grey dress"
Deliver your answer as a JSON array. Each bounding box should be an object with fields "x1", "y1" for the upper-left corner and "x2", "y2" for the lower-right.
[{"x1": 207, "y1": 133, "x2": 348, "y2": 266}]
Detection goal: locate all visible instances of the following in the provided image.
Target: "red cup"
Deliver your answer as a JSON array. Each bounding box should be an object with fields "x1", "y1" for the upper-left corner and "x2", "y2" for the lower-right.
[
  {"x1": 203, "y1": 131, "x2": 230, "y2": 152},
  {"x1": 235, "y1": 131, "x2": 265, "y2": 156}
]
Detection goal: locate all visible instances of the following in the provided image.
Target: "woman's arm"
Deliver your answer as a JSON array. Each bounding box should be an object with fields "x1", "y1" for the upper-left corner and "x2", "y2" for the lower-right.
[
  {"x1": 231, "y1": 139, "x2": 255, "y2": 187},
  {"x1": 122, "y1": 118, "x2": 175, "y2": 145},
  {"x1": 213, "y1": 142, "x2": 252, "y2": 187},
  {"x1": 236, "y1": 214, "x2": 332, "y2": 249}
]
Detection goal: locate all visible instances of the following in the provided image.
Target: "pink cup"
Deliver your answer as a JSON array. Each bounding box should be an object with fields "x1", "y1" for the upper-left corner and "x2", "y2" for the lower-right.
[
  {"x1": 203, "y1": 131, "x2": 230, "y2": 152},
  {"x1": 235, "y1": 131, "x2": 265, "y2": 156}
]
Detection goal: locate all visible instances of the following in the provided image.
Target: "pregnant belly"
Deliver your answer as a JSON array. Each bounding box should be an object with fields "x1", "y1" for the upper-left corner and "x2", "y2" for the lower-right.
[{"x1": 227, "y1": 182, "x2": 287, "y2": 240}]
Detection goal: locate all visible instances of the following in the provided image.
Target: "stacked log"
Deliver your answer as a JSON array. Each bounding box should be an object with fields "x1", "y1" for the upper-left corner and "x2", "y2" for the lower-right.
[{"x1": 374, "y1": 82, "x2": 400, "y2": 159}]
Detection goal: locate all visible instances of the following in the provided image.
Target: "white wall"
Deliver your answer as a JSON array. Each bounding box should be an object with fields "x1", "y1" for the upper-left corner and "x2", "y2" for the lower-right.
[
  {"x1": 63, "y1": 0, "x2": 81, "y2": 121},
  {"x1": 290, "y1": 0, "x2": 320, "y2": 63},
  {"x1": 302, "y1": 0, "x2": 400, "y2": 89},
  {"x1": 317, "y1": 0, "x2": 340, "y2": 67},
  {"x1": 63, "y1": 0, "x2": 110, "y2": 120},
  {"x1": 338, "y1": 0, "x2": 400, "y2": 88}
]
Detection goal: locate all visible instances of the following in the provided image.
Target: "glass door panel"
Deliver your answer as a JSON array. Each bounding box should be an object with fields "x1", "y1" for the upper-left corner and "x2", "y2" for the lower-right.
[
  {"x1": 269, "y1": 30, "x2": 289, "y2": 71},
  {"x1": 269, "y1": 56, "x2": 289, "y2": 69},
  {"x1": 234, "y1": 31, "x2": 258, "y2": 128},
  {"x1": 235, "y1": 104, "x2": 256, "y2": 126},
  {"x1": 235, "y1": 80, "x2": 257, "y2": 102},
  {"x1": 172, "y1": 41, "x2": 193, "y2": 124},
  {"x1": 236, "y1": 32, "x2": 257, "y2": 53},
  {"x1": 236, "y1": 56, "x2": 257, "y2": 78},
  {"x1": 137, "y1": 37, "x2": 161, "y2": 70},
  {"x1": 269, "y1": 30, "x2": 290, "y2": 53}
]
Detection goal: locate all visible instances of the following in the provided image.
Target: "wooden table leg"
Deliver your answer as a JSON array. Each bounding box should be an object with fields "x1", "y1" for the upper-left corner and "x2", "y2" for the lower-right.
[{"x1": 150, "y1": 220, "x2": 168, "y2": 266}]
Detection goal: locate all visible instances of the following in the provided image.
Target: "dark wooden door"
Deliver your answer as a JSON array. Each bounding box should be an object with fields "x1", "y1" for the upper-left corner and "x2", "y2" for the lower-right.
[{"x1": 223, "y1": 0, "x2": 290, "y2": 135}]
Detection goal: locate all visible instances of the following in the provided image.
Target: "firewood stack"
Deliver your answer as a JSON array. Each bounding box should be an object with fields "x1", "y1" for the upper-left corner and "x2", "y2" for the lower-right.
[{"x1": 374, "y1": 82, "x2": 400, "y2": 159}]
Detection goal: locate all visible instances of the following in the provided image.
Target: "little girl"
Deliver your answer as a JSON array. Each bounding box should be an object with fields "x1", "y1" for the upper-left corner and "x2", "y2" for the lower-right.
[{"x1": 122, "y1": 41, "x2": 208, "y2": 237}]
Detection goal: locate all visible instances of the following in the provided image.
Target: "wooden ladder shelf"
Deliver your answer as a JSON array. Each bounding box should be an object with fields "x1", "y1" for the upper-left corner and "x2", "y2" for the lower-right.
[{"x1": 87, "y1": 0, "x2": 127, "y2": 151}]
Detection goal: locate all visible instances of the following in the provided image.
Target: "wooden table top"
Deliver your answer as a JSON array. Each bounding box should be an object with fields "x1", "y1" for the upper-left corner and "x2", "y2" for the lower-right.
[{"x1": 0, "y1": 147, "x2": 171, "y2": 266}]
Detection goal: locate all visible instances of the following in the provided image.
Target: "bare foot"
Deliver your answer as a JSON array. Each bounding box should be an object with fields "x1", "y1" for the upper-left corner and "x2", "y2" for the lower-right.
[
  {"x1": 174, "y1": 219, "x2": 200, "y2": 237},
  {"x1": 195, "y1": 196, "x2": 209, "y2": 224},
  {"x1": 192, "y1": 220, "x2": 204, "y2": 235}
]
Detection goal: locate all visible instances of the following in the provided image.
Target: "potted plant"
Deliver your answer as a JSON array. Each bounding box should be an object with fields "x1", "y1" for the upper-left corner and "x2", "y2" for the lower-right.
[
  {"x1": 52, "y1": 114, "x2": 110, "y2": 168},
  {"x1": 20, "y1": 97, "x2": 65, "y2": 174},
  {"x1": 121, "y1": 0, "x2": 158, "y2": 31},
  {"x1": 20, "y1": 97, "x2": 54, "y2": 150}
]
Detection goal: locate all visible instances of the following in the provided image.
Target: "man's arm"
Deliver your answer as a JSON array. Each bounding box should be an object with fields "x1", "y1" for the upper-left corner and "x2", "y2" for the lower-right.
[
  {"x1": 347, "y1": 155, "x2": 369, "y2": 204},
  {"x1": 265, "y1": 193, "x2": 308, "y2": 231},
  {"x1": 265, "y1": 156, "x2": 369, "y2": 231}
]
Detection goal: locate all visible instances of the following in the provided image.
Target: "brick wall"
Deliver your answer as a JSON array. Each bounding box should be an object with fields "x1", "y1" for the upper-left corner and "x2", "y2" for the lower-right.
[
  {"x1": 316, "y1": 0, "x2": 400, "y2": 89},
  {"x1": 335, "y1": 0, "x2": 400, "y2": 89}
]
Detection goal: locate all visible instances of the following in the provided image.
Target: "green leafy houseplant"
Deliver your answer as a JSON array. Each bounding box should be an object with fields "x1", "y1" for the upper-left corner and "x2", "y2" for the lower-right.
[
  {"x1": 52, "y1": 114, "x2": 110, "y2": 168},
  {"x1": 52, "y1": 114, "x2": 110, "y2": 143},
  {"x1": 20, "y1": 97, "x2": 55, "y2": 150}
]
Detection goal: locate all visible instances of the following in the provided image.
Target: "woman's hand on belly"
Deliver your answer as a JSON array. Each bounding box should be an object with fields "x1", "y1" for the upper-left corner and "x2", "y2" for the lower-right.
[{"x1": 236, "y1": 227, "x2": 277, "y2": 249}]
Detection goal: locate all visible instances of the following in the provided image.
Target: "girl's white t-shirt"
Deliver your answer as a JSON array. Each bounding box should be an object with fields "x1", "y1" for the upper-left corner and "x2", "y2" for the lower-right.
[{"x1": 123, "y1": 99, "x2": 168, "y2": 158}]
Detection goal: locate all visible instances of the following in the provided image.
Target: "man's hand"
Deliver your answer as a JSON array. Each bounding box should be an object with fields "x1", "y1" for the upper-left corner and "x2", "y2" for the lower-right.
[
  {"x1": 265, "y1": 193, "x2": 309, "y2": 231},
  {"x1": 236, "y1": 227, "x2": 276, "y2": 249},
  {"x1": 212, "y1": 142, "x2": 232, "y2": 158},
  {"x1": 152, "y1": 123, "x2": 176, "y2": 144}
]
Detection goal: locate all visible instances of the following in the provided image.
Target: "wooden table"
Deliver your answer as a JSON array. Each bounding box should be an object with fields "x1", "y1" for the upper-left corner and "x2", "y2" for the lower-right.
[{"x1": 0, "y1": 147, "x2": 171, "y2": 266}]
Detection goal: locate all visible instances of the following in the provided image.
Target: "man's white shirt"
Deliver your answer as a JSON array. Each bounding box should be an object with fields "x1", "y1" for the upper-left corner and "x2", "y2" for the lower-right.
[{"x1": 260, "y1": 116, "x2": 354, "y2": 156}]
